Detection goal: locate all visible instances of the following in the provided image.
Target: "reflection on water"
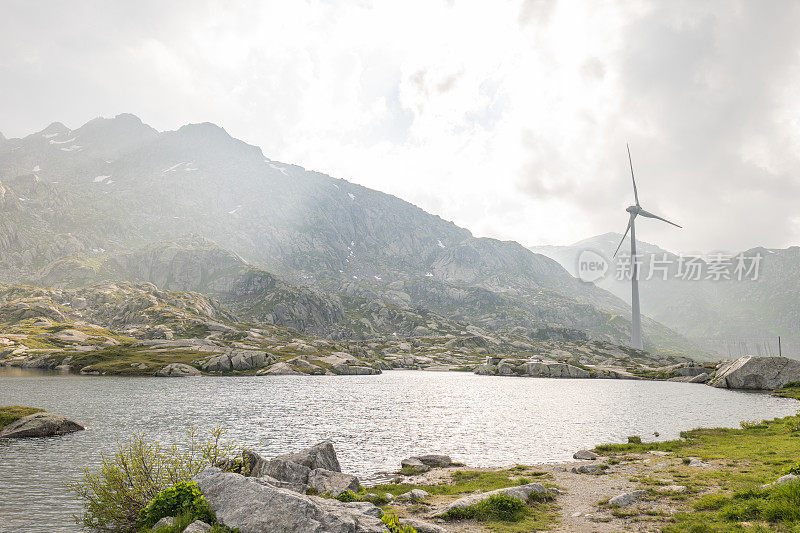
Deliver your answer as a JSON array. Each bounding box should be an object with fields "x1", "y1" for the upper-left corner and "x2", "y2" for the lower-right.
[{"x1": 0, "y1": 369, "x2": 797, "y2": 532}]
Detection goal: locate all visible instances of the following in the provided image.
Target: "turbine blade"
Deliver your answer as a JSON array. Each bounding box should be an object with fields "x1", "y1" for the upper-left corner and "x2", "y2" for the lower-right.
[
  {"x1": 627, "y1": 143, "x2": 640, "y2": 206},
  {"x1": 613, "y1": 214, "x2": 634, "y2": 257},
  {"x1": 639, "y1": 209, "x2": 682, "y2": 228}
]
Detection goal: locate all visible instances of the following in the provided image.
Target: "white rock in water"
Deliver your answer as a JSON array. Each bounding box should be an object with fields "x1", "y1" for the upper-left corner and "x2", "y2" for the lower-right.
[{"x1": 0, "y1": 412, "x2": 85, "y2": 439}]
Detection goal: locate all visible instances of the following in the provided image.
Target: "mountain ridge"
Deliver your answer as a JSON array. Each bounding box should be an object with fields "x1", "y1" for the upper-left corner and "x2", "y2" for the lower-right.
[{"x1": 0, "y1": 113, "x2": 704, "y2": 356}]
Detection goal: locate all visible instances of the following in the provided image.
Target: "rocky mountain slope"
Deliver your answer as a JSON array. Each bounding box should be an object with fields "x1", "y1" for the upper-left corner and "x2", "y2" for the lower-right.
[{"x1": 0, "y1": 114, "x2": 700, "y2": 355}]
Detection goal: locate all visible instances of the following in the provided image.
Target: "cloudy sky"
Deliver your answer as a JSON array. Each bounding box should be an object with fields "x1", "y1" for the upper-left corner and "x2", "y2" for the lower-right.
[{"x1": 2, "y1": 0, "x2": 800, "y2": 253}]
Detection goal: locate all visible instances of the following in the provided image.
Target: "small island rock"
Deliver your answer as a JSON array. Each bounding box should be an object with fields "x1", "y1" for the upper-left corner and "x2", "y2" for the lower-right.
[{"x1": 0, "y1": 412, "x2": 84, "y2": 439}]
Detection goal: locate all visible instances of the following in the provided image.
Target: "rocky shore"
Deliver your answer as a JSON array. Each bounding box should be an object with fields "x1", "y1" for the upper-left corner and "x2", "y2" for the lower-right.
[{"x1": 140, "y1": 396, "x2": 800, "y2": 533}]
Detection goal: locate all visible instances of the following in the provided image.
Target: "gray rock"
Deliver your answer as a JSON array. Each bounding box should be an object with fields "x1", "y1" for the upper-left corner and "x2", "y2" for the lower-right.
[
  {"x1": 442, "y1": 483, "x2": 547, "y2": 514},
  {"x1": 400, "y1": 458, "x2": 430, "y2": 473},
  {"x1": 608, "y1": 490, "x2": 647, "y2": 507},
  {"x1": 308, "y1": 468, "x2": 361, "y2": 496},
  {"x1": 257, "y1": 362, "x2": 305, "y2": 375},
  {"x1": 152, "y1": 516, "x2": 176, "y2": 529},
  {"x1": 571, "y1": 464, "x2": 603, "y2": 475},
  {"x1": 687, "y1": 458, "x2": 709, "y2": 467},
  {"x1": 264, "y1": 457, "x2": 312, "y2": 486},
  {"x1": 397, "y1": 489, "x2": 429, "y2": 501},
  {"x1": 689, "y1": 372, "x2": 710, "y2": 383},
  {"x1": 0, "y1": 412, "x2": 84, "y2": 439},
  {"x1": 762, "y1": 474, "x2": 800, "y2": 489},
  {"x1": 194, "y1": 468, "x2": 386, "y2": 533},
  {"x1": 709, "y1": 356, "x2": 800, "y2": 390},
  {"x1": 518, "y1": 361, "x2": 590, "y2": 379},
  {"x1": 276, "y1": 440, "x2": 342, "y2": 472},
  {"x1": 156, "y1": 363, "x2": 201, "y2": 377},
  {"x1": 414, "y1": 454, "x2": 453, "y2": 467},
  {"x1": 183, "y1": 520, "x2": 212, "y2": 532},
  {"x1": 573, "y1": 450, "x2": 599, "y2": 460},
  {"x1": 332, "y1": 363, "x2": 381, "y2": 375},
  {"x1": 400, "y1": 517, "x2": 446, "y2": 533}
]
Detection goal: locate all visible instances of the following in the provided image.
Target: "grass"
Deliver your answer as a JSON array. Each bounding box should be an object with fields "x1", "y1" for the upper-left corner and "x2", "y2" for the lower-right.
[
  {"x1": 373, "y1": 468, "x2": 558, "y2": 532},
  {"x1": 373, "y1": 469, "x2": 538, "y2": 498},
  {"x1": 0, "y1": 405, "x2": 45, "y2": 428},
  {"x1": 593, "y1": 410, "x2": 800, "y2": 532},
  {"x1": 43, "y1": 346, "x2": 208, "y2": 376},
  {"x1": 774, "y1": 383, "x2": 800, "y2": 401}
]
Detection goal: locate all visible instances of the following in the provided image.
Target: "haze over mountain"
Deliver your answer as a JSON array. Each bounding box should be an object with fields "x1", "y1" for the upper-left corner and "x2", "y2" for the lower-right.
[
  {"x1": 530, "y1": 234, "x2": 800, "y2": 351},
  {"x1": 0, "y1": 114, "x2": 702, "y2": 356}
]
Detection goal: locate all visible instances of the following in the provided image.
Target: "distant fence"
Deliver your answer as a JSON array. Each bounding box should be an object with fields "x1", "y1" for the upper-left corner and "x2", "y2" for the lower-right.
[{"x1": 689, "y1": 337, "x2": 800, "y2": 361}]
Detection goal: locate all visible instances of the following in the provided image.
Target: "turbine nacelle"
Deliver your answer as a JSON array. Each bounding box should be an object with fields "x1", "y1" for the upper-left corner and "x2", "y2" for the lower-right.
[{"x1": 626, "y1": 205, "x2": 640, "y2": 215}]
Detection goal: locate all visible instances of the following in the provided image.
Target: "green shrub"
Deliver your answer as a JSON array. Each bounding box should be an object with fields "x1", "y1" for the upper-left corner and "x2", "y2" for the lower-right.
[
  {"x1": 70, "y1": 426, "x2": 236, "y2": 532},
  {"x1": 784, "y1": 461, "x2": 800, "y2": 475},
  {"x1": 335, "y1": 490, "x2": 359, "y2": 503},
  {"x1": 442, "y1": 493, "x2": 527, "y2": 522},
  {"x1": 627, "y1": 435, "x2": 642, "y2": 444},
  {"x1": 381, "y1": 513, "x2": 417, "y2": 533},
  {"x1": 137, "y1": 481, "x2": 214, "y2": 528},
  {"x1": 517, "y1": 477, "x2": 530, "y2": 485}
]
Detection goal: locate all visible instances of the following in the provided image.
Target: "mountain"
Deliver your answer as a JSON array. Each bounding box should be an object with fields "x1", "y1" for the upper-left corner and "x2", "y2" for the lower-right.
[
  {"x1": 0, "y1": 114, "x2": 701, "y2": 355},
  {"x1": 531, "y1": 234, "x2": 800, "y2": 355}
]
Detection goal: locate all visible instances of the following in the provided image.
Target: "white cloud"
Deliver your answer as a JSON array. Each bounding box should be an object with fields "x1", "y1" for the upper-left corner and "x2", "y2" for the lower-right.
[{"x1": 1, "y1": 0, "x2": 800, "y2": 253}]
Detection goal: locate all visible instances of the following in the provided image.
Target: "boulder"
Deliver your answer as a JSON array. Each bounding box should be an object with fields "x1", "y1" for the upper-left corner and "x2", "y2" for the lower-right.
[
  {"x1": 762, "y1": 474, "x2": 800, "y2": 489},
  {"x1": 397, "y1": 489, "x2": 429, "y2": 501},
  {"x1": 689, "y1": 372, "x2": 710, "y2": 383},
  {"x1": 308, "y1": 468, "x2": 361, "y2": 496},
  {"x1": 155, "y1": 363, "x2": 201, "y2": 377},
  {"x1": 275, "y1": 441, "x2": 342, "y2": 472},
  {"x1": 414, "y1": 454, "x2": 453, "y2": 467},
  {"x1": 0, "y1": 412, "x2": 84, "y2": 439},
  {"x1": 332, "y1": 363, "x2": 381, "y2": 375},
  {"x1": 217, "y1": 449, "x2": 267, "y2": 477},
  {"x1": 399, "y1": 517, "x2": 445, "y2": 533},
  {"x1": 442, "y1": 483, "x2": 547, "y2": 514},
  {"x1": 708, "y1": 356, "x2": 800, "y2": 390},
  {"x1": 152, "y1": 516, "x2": 176, "y2": 529},
  {"x1": 183, "y1": 520, "x2": 212, "y2": 533},
  {"x1": 573, "y1": 450, "x2": 598, "y2": 460},
  {"x1": 257, "y1": 362, "x2": 305, "y2": 376},
  {"x1": 571, "y1": 464, "x2": 602, "y2": 474},
  {"x1": 264, "y1": 457, "x2": 312, "y2": 486},
  {"x1": 608, "y1": 490, "x2": 647, "y2": 507},
  {"x1": 400, "y1": 458, "x2": 430, "y2": 473},
  {"x1": 519, "y1": 361, "x2": 590, "y2": 379},
  {"x1": 194, "y1": 468, "x2": 386, "y2": 533}
]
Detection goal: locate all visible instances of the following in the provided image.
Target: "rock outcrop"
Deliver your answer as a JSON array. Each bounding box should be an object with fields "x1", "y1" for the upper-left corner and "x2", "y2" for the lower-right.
[
  {"x1": 475, "y1": 357, "x2": 590, "y2": 378},
  {"x1": 708, "y1": 356, "x2": 800, "y2": 390},
  {"x1": 155, "y1": 363, "x2": 201, "y2": 377},
  {"x1": 194, "y1": 468, "x2": 386, "y2": 533},
  {"x1": 0, "y1": 412, "x2": 84, "y2": 439}
]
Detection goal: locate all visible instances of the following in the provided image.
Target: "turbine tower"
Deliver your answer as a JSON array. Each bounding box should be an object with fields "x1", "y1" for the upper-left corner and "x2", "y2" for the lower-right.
[{"x1": 613, "y1": 145, "x2": 681, "y2": 350}]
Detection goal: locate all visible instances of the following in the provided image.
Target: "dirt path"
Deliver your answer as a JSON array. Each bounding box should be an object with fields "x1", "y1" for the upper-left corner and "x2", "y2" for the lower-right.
[{"x1": 391, "y1": 452, "x2": 711, "y2": 532}]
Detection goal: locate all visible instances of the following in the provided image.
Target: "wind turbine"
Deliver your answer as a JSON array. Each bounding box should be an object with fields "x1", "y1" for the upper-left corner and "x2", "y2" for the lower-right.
[{"x1": 613, "y1": 145, "x2": 681, "y2": 350}]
